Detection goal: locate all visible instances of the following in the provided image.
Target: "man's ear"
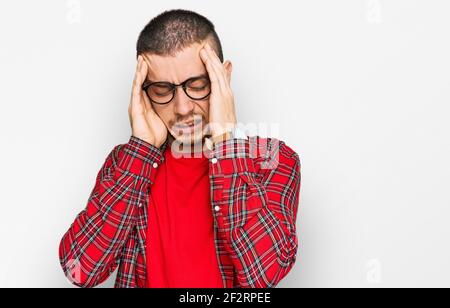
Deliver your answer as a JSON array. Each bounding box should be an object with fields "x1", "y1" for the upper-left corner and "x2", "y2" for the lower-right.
[{"x1": 223, "y1": 60, "x2": 233, "y2": 84}]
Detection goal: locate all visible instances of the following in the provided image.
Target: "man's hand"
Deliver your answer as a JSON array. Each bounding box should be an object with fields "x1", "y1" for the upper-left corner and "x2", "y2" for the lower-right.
[
  {"x1": 200, "y1": 43, "x2": 237, "y2": 138},
  {"x1": 128, "y1": 55, "x2": 168, "y2": 148}
]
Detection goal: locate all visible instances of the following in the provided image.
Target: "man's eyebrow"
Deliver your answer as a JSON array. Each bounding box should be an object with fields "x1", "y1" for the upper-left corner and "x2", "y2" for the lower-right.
[{"x1": 147, "y1": 73, "x2": 208, "y2": 84}]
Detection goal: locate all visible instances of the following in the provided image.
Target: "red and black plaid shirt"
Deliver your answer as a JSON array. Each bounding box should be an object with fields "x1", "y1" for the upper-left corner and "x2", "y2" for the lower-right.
[{"x1": 59, "y1": 135, "x2": 301, "y2": 288}]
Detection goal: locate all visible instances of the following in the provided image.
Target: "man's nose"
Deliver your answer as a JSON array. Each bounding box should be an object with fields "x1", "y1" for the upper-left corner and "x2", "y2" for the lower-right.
[{"x1": 173, "y1": 88, "x2": 195, "y2": 115}]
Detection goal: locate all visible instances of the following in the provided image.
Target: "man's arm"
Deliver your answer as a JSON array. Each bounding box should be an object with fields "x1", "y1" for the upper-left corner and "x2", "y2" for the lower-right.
[
  {"x1": 209, "y1": 136, "x2": 301, "y2": 288},
  {"x1": 59, "y1": 136, "x2": 163, "y2": 288}
]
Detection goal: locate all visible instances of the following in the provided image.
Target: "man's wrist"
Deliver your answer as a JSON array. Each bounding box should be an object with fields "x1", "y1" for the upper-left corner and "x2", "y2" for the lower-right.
[
  {"x1": 209, "y1": 127, "x2": 248, "y2": 145},
  {"x1": 131, "y1": 134, "x2": 156, "y2": 148},
  {"x1": 210, "y1": 131, "x2": 233, "y2": 145}
]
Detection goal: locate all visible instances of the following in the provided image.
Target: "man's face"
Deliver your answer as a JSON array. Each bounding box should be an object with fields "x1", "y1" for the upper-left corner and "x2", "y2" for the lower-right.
[{"x1": 142, "y1": 42, "x2": 213, "y2": 145}]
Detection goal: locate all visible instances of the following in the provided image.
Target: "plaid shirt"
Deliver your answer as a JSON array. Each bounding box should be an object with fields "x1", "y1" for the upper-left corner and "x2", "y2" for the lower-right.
[{"x1": 59, "y1": 135, "x2": 301, "y2": 288}]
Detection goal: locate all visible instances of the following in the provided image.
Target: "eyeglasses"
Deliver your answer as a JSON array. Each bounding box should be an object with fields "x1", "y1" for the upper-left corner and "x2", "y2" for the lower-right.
[{"x1": 142, "y1": 75, "x2": 211, "y2": 105}]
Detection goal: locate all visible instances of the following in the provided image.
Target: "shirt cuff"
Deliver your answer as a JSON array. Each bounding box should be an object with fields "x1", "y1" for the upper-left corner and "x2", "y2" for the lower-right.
[{"x1": 117, "y1": 136, "x2": 165, "y2": 183}]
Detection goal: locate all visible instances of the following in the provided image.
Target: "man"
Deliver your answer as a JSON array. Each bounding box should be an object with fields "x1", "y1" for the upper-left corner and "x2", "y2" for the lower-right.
[{"x1": 59, "y1": 9, "x2": 301, "y2": 288}]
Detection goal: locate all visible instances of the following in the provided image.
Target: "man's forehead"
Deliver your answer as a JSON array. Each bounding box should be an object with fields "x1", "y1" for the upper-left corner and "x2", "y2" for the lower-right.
[{"x1": 142, "y1": 43, "x2": 207, "y2": 83}]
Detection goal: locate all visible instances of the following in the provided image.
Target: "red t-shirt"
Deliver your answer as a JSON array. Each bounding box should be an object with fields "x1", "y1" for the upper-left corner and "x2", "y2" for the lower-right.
[{"x1": 146, "y1": 146, "x2": 224, "y2": 288}]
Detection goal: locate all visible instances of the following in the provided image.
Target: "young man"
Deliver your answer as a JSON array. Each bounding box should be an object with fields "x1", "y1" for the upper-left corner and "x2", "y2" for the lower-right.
[{"x1": 59, "y1": 9, "x2": 301, "y2": 288}]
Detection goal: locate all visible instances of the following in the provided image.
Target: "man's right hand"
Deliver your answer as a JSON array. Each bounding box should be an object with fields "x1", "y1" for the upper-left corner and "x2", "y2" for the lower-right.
[{"x1": 128, "y1": 55, "x2": 168, "y2": 148}]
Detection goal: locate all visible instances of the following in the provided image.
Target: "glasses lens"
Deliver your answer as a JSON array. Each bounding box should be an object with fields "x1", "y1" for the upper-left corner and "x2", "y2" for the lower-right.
[
  {"x1": 147, "y1": 83, "x2": 174, "y2": 104},
  {"x1": 185, "y1": 77, "x2": 211, "y2": 100}
]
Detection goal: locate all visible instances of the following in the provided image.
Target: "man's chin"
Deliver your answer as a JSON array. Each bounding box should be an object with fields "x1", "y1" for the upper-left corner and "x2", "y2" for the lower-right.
[{"x1": 171, "y1": 131, "x2": 206, "y2": 146}]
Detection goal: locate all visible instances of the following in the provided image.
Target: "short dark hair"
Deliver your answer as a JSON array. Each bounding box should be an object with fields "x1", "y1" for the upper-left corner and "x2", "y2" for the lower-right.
[{"x1": 136, "y1": 9, "x2": 223, "y2": 62}]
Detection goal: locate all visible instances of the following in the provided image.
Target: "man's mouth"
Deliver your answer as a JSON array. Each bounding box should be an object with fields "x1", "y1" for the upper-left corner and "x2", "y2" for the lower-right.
[{"x1": 174, "y1": 118, "x2": 203, "y2": 133}]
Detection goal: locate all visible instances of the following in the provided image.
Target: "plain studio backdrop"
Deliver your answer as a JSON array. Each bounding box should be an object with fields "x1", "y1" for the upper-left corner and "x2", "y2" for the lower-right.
[{"x1": 0, "y1": 0, "x2": 449, "y2": 288}]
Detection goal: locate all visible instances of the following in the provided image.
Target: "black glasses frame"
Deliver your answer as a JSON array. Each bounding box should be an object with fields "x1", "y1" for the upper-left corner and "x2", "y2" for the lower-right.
[{"x1": 142, "y1": 76, "x2": 211, "y2": 105}]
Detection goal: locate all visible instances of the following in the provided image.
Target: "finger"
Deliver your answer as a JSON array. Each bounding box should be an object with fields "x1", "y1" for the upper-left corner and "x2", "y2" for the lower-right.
[
  {"x1": 139, "y1": 56, "x2": 149, "y2": 86},
  {"x1": 205, "y1": 44, "x2": 230, "y2": 92},
  {"x1": 140, "y1": 60, "x2": 155, "y2": 113},
  {"x1": 200, "y1": 47, "x2": 223, "y2": 94},
  {"x1": 202, "y1": 46, "x2": 223, "y2": 87},
  {"x1": 131, "y1": 59, "x2": 141, "y2": 104},
  {"x1": 205, "y1": 44, "x2": 225, "y2": 76},
  {"x1": 141, "y1": 83, "x2": 153, "y2": 114},
  {"x1": 206, "y1": 43, "x2": 227, "y2": 85},
  {"x1": 135, "y1": 55, "x2": 142, "y2": 74},
  {"x1": 133, "y1": 56, "x2": 143, "y2": 88},
  {"x1": 205, "y1": 48, "x2": 228, "y2": 93},
  {"x1": 138, "y1": 58, "x2": 149, "y2": 91},
  {"x1": 131, "y1": 57, "x2": 145, "y2": 113}
]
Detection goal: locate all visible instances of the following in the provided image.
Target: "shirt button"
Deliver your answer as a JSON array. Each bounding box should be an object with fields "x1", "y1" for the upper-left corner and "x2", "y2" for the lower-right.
[
  {"x1": 211, "y1": 158, "x2": 218, "y2": 164},
  {"x1": 214, "y1": 206, "x2": 221, "y2": 212},
  {"x1": 152, "y1": 162, "x2": 158, "y2": 168}
]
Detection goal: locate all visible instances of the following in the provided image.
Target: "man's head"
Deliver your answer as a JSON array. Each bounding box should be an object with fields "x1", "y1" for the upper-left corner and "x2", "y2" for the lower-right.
[{"x1": 136, "y1": 9, "x2": 232, "y2": 146}]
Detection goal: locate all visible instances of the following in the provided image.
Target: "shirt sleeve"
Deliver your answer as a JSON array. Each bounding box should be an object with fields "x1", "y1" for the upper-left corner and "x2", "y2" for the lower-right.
[
  {"x1": 209, "y1": 136, "x2": 301, "y2": 288},
  {"x1": 58, "y1": 136, "x2": 163, "y2": 288}
]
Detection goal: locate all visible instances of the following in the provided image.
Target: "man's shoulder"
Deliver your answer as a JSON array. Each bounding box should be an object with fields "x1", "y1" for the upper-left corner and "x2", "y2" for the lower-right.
[
  {"x1": 247, "y1": 135, "x2": 301, "y2": 170},
  {"x1": 249, "y1": 135, "x2": 299, "y2": 158}
]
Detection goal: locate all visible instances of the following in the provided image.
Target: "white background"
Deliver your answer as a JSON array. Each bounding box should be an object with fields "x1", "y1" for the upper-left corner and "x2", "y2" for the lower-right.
[{"x1": 0, "y1": 0, "x2": 449, "y2": 288}]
